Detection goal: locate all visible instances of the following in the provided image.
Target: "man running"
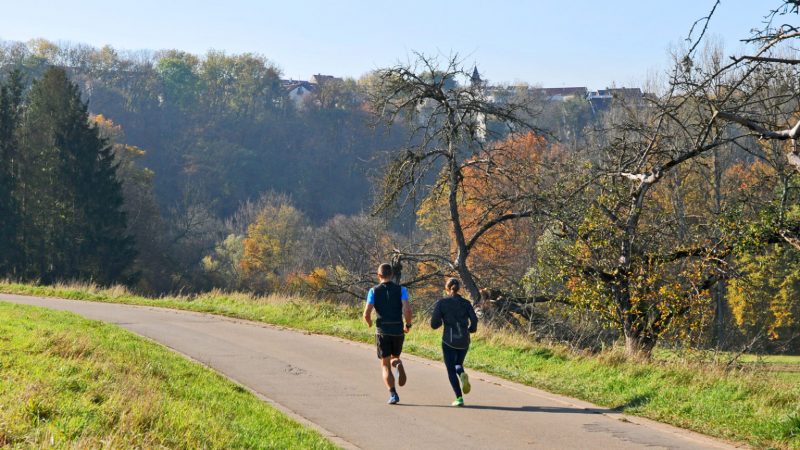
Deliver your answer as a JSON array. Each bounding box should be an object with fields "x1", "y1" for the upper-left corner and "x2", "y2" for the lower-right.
[{"x1": 363, "y1": 263, "x2": 412, "y2": 404}]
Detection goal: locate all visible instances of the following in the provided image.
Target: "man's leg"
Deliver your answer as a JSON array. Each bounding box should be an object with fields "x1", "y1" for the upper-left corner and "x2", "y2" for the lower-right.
[
  {"x1": 391, "y1": 357, "x2": 407, "y2": 386},
  {"x1": 381, "y1": 356, "x2": 396, "y2": 389},
  {"x1": 381, "y1": 356, "x2": 400, "y2": 404},
  {"x1": 389, "y1": 335, "x2": 407, "y2": 386}
]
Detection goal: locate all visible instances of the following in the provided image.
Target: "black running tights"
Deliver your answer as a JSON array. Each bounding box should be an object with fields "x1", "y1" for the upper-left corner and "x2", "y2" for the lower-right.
[{"x1": 441, "y1": 342, "x2": 468, "y2": 398}]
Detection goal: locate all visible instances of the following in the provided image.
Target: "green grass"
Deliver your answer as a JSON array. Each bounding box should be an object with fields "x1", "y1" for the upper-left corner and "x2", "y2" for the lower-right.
[
  {"x1": 740, "y1": 355, "x2": 800, "y2": 370},
  {"x1": 738, "y1": 354, "x2": 800, "y2": 365},
  {"x1": 654, "y1": 347, "x2": 800, "y2": 367},
  {"x1": 0, "y1": 301, "x2": 335, "y2": 449},
  {"x1": 2, "y1": 282, "x2": 799, "y2": 449}
]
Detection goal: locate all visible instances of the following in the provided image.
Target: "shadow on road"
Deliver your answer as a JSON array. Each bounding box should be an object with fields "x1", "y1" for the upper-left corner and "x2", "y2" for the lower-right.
[
  {"x1": 612, "y1": 394, "x2": 652, "y2": 411},
  {"x1": 398, "y1": 404, "x2": 614, "y2": 414}
]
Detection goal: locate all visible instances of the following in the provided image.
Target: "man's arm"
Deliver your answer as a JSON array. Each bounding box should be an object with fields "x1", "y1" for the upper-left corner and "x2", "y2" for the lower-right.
[
  {"x1": 401, "y1": 286, "x2": 412, "y2": 333},
  {"x1": 363, "y1": 287, "x2": 374, "y2": 327},
  {"x1": 402, "y1": 301, "x2": 412, "y2": 333},
  {"x1": 363, "y1": 303, "x2": 373, "y2": 327}
]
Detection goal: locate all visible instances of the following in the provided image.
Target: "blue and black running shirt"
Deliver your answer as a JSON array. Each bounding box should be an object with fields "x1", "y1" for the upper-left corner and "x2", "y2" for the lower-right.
[{"x1": 367, "y1": 282, "x2": 409, "y2": 335}]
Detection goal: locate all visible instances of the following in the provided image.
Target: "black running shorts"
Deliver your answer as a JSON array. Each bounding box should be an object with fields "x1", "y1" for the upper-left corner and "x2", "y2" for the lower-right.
[{"x1": 376, "y1": 333, "x2": 404, "y2": 359}]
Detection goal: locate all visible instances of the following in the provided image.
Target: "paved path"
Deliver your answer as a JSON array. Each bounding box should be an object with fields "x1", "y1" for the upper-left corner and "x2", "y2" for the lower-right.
[{"x1": 0, "y1": 294, "x2": 741, "y2": 450}]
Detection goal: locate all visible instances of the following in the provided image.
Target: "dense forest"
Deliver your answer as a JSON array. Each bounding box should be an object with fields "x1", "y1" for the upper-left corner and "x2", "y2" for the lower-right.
[
  {"x1": 0, "y1": 42, "x2": 397, "y2": 220},
  {"x1": 0, "y1": 40, "x2": 417, "y2": 293},
  {"x1": 1, "y1": 1, "x2": 799, "y2": 358},
  {"x1": 0, "y1": 39, "x2": 592, "y2": 294}
]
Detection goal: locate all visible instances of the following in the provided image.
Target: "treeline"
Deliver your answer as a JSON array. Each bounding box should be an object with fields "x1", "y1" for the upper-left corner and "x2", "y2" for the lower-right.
[
  {"x1": 0, "y1": 40, "x2": 401, "y2": 220},
  {"x1": 0, "y1": 68, "x2": 133, "y2": 284},
  {"x1": 0, "y1": 40, "x2": 591, "y2": 296},
  {"x1": 0, "y1": 40, "x2": 412, "y2": 293}
]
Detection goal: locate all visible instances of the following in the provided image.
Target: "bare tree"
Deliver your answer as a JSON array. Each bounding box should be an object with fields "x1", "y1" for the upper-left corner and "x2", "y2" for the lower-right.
[
  {"x1": 369, "y1": 53, "x2": 539, "y2": 303},
  {"x1": 684, "y1": 1, "x2": 800, "y2": 173},
  {"x1": 311, "y1": 214, "x2": 400, "y2": 299}
]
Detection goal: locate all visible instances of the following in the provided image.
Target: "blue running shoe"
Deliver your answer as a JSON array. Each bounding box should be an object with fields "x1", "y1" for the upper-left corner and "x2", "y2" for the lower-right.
[{"x1": 387, "y1": 392, "x2": 400, "y2": 404}]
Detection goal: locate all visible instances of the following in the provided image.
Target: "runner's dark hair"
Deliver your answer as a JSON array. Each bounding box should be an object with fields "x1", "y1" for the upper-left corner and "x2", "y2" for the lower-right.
[
  {"x1": 446, "y1": 277, "x2": 460, "y2": 293},
  {"x1": 378, "y1": 263, "x2": 393, "y2": 278}
]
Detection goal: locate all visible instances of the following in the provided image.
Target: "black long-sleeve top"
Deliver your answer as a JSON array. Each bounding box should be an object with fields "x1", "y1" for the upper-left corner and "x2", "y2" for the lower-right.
[{"x1": 430, "y1": 294, "x2": 478, "y2": 349}]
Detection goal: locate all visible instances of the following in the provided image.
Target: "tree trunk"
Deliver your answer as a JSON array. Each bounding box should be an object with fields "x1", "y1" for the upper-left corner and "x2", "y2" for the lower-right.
[
  {"x1": 711, "y1": 281, "x2": 728, "y2": 348},
  {"x1": 616, "y1": 181, "x2": 659, "y2": 359},
  {"x1": 445, "y1": 120, "x2": 481, "y2": 303},
  {"x1": 711, "y1": 151, "x2": 727, "y2": 349},
  {"x1": 615, "y1": 275, "x2": 658, "y2": 359},
  {"x1": 456, "y1": 262, "x2": 481, "y2": 303},
  {"x1": 390, "y1": 257, "x2": 403, "y2": 285},
  {"x1": 624, "y1": 332, "x2": 657, "y2": 359}
]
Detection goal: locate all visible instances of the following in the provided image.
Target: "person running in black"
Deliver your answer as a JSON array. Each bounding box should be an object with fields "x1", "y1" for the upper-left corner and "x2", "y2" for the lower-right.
[
  {"x1": 430, "y1": 277, "x2": 478, "y2": 407},
  {"x1": 363, "y1": 263, "x2": 412, "y2": 404}
]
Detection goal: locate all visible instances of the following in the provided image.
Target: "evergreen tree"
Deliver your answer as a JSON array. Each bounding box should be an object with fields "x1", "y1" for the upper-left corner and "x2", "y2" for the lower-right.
[
  {"x1": 79, "y1": 123, "x2": 136, "y2": 284},
  {"x1": 19, "y1": 67, "x2": 134, "y2": 283},
  {"x1": 0, "y1": 70, "x2": 24, "y2": 276}
]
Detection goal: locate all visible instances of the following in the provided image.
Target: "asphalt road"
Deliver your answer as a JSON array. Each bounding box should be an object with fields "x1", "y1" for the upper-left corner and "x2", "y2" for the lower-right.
[{"x1": 0, "y1": 294, "x2": 741, "y2": 450}]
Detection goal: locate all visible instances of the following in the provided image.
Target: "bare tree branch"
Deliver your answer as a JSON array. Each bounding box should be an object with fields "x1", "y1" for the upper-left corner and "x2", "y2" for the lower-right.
[
  {"x1": 465, "y1": 210, "x2": 533, "y2": 251},
  {"x1": 716, "y1": 110, "x2": 800, "y2": 140},
  {"x1": 733, "y1": 55, "x2": 800, "y2": 65}
]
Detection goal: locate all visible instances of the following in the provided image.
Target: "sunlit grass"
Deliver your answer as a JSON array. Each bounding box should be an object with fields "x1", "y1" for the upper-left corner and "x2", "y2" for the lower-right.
[
  {"x1": 738, "y1": 354, "x2": 800, "y2": 365},
  {"x1": 1, "y1": 281, "x2": 799, "y2": 449},
  {"x1": 653, "y1": 347, "x2": 800, "y2": 366},
  {"x1": 0, "y1": 300, "x2": 335, "y2": 449}
]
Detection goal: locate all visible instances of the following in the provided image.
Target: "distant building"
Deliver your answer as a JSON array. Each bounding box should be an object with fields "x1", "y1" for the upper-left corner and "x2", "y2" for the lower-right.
[
  {"x1": 309, "y1": 74, "x2": 343, "y2": 85},
  {"x1": 485, "y1": 85, "x2": 524, "y2": 105},
  {"x1": 533, "y1": 87, "x2": 588, "y2": 102},
  {"x1": 412, "y1": 67, "x2": 650, "y2": 136},
  {"x1": 280, "y1": 74, "x2": 344, "y2": 109},
  {"x1": 470, "y1": 66, "x2": 484, "y2": 89},
  {"x1": 485, "y1": 85, "x2": 589, "y2": 104},
  {"x1": 470, "y1": 66, "x2": 487, "y2": 141},
  {"x1": 281, "y1": 80, "x2": 317, "y2": 107},
  {"x1": 586, "y1": 87, "x2": 645, "y2": 113}
]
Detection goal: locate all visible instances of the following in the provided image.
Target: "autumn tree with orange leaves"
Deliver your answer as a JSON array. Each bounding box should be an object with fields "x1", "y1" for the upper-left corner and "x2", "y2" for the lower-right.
[{"x1": 416, "y1": 132, "x2": 560, "y2": 299}]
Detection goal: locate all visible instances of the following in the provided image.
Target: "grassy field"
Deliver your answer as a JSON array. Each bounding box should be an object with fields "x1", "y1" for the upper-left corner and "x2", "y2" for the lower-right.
[
  {"x1": 0, "y1": 301, "x2": 335, "y2": 449},
  {"x1": 1, "y1": 282, "x2": 799, "y2": 449},
  {"x1": 740, "y1": 354, "x2": 800, "y2": 364},
  {"x1": 653, "y1": 348, "x2": 800, "y2": 381}
]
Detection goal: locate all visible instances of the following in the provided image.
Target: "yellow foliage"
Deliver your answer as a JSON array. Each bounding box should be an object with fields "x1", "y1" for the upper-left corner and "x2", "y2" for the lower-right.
[
  {"x1": 304, "y1": 267, "x2": 329, "y2": 291},
  {"x1": 240, "y1": 203, "x2": 306, "y2": 288},
  {"x1": 729, "y1": 245, "x2": 800, "y2": 340}
]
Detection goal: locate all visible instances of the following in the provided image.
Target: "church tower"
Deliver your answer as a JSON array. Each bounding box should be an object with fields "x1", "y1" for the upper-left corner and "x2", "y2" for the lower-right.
[
  {"x1": 470, "y1": 66, "x2": 484, "y2": 90},
  {"x1": 469, "y1": 65, "x2": 487, "y2": 142}
]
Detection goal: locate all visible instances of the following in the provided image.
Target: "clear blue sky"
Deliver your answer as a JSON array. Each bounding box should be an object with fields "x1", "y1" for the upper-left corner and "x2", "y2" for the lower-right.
[{"x1": 0, "y1": 0, "x2": 773, "y2": 89}]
